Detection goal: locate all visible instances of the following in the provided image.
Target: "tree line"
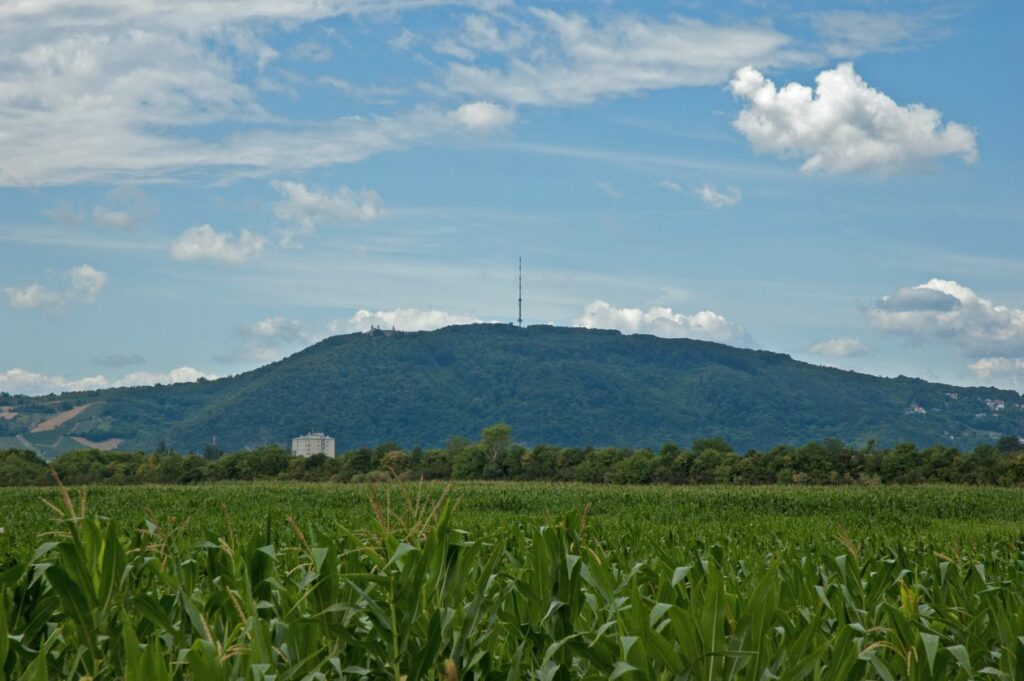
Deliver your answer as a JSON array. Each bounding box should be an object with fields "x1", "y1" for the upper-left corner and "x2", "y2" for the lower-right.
[{"x1": 1, "y1": 424, "x2": 1023, "y2": 487}]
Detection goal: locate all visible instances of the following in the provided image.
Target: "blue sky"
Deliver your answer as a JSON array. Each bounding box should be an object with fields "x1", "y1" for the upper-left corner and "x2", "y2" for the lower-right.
[{"x1": 1, "y1": 0, "x2": 1022, "y2": 395}]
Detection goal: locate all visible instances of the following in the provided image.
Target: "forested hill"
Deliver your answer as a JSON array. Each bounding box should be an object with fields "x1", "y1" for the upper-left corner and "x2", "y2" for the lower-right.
[{"x1": 3, "y1": 324, "x2": 1022, "y2": 456}]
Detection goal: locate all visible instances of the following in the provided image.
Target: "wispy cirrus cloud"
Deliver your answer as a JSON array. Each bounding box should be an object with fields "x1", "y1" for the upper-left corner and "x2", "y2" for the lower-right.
[
  {"x1": 810, "y1": 10, "x2": 949, "y2": 59},
  {"x1": 91, "y1": 186, "x2": 154, "y2": 230},
  {"x1": 317, "y1": 76, "x2": 405, "y2": 103},
  {"x1": 444, "y1": 9, "x2": 806, "y2": 106},
  {"x1": 43, "y1": 187, "x2": 154, "y2": 231},
  {"x1": 0, "y1": 0, "x2": 519, "y2": 186},
  {"x1": 596, "y1": 181, "x2": 624, "y2": 199},
  {"x1": 94, "y1": 353, "x2": 146, "y2": 368}
]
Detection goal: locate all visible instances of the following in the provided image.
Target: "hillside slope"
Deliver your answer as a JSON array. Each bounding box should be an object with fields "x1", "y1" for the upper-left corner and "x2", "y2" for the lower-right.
[{"x1": 3, "y1": 324, "x2": 1022, "y2": 455}]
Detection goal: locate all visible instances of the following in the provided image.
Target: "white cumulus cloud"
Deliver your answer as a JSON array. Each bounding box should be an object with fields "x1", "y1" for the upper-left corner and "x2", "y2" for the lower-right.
[
  {"x1": 68, "y1": 264, "x2": 108, "y2": 303},
  {"x1": 696, "y1": 184, "x2": 741, "y2": 208},
  {"x1": 247, "y1": 316, "x2": 307, "y2": 342},
  {"x1": 170, "y1": 224, "x2": 266, "y2": 264},
  {"x1": 808, "y1": 337, "x2": 869, "y2": 357},
  {"x1": 0, "y1": 366, "x2": 215, "y2": 396},
  {"x1": 448, "y1": 101, "x2": 517, "y2": 131},
  {"x1": 730, "y1": 63, "x2": 977, "y2": 174},
  {"x1": 0, "y1": 369, "x2": 108, "y2": 395},
  {"x1": 272, "y1": 180, "x2": 385, "y2": 232},
  {"x1": 331, "y1": 308, "x2": 482, "y2": 333},
  {"x1": 92, "y1": 206, "x2": 135, "y2": 229},
  {"x1": 217, "y1": 316, "x2": 314, "y2": 363},
  {"x1": 218, "y1": 310, "x2": 486, "y2": 364},
  {"x1": 573, "y1": 300, "x2": 753, "y2": 346},
  {"x1": 968, "y1": 358, "x2": 1024, "y2": 391},
  {"x1": 4, "y1": 264, "x2": 108, "y2": 309},
  {"x1": 868, "y1": 279, "x2": 1024, "y2": 358},
  {"x1": 3, "y1": 284, "x2": 63, "y2": 310},
  {"x1": 112, "y1": 367, "x2": 216, "y2": 388}
]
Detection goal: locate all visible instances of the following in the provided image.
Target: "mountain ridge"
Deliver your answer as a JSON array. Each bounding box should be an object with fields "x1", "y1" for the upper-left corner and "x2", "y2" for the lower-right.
[{"x1": 1, "y1": 323, "x2": 1021, "y2": 457}]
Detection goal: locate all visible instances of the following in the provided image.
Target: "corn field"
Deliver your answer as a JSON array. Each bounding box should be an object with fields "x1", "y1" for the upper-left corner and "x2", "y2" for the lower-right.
[{"x1": 1, "y1": 482, "x2": 1023, "y2": 679}]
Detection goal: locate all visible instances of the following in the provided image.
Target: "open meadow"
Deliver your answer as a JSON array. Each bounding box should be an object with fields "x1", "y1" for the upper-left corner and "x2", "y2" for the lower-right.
[{"x1": 1, "y1": 482, "x2": 1024, "y2": 678}]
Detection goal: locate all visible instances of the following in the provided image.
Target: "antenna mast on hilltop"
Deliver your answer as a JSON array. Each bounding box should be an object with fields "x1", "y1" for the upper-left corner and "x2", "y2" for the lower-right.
[{"x1": 517, "y1": 257, "x2": 523, "y2": 328}]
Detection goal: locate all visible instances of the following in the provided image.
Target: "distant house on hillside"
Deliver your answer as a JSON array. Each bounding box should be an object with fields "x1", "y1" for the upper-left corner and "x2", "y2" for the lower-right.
[{"x1": 291, "y1": 432, "x2": 335, "y2": 458}]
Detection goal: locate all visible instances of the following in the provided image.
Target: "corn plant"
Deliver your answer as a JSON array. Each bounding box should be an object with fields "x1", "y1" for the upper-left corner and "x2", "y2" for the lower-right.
[{"x1": 1, "y1": 482, "x2": 1023, "y2": 678}]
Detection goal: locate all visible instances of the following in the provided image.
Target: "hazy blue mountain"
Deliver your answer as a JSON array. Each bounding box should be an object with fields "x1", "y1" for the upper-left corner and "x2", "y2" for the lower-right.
[{"x1": 3, "y1": 324, "x2": 1021, "y2": 456}]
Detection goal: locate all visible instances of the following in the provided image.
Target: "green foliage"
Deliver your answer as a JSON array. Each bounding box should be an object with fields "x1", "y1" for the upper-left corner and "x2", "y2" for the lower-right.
[
  {"x1": 0, "y1": 449, "x2": 50, "y2": 486},
  {"x1": 6, "y1": 422, "x2": 1024, "y2": 489},
  {"x1": 8, "y1": 325, "x2": 1024, "y2": 454},
  {"x1": 1, "y1": 483, "x2": 1024, "y2": 678}
]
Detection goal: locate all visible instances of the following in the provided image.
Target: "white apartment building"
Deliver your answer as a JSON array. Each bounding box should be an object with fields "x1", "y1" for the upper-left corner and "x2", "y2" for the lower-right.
[{"x1": 291, "y1": 432, "x2": 336, "y2": 458}]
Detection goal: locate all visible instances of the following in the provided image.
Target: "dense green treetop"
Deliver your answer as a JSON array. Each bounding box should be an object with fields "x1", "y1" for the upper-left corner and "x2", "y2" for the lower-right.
[{"x1": 2, "y1": 423, "x2": 1024, "y2": 487}]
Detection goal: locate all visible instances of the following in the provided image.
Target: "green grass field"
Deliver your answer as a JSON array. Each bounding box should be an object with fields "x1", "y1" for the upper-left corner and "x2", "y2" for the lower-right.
[{"x1": 2, "y1": 482, "x2": 1024, "y2": 678}]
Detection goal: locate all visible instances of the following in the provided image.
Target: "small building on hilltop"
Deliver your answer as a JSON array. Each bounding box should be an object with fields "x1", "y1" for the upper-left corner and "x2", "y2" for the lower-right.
[{"x1": 291, "y1": 432, "x2": 335, "y2": 458}]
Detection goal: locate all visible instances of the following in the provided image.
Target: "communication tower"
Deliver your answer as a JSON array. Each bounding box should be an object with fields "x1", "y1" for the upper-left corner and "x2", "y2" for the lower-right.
[{"x1": 517, "y1": 257, "x2": 523, "y2": 328}]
